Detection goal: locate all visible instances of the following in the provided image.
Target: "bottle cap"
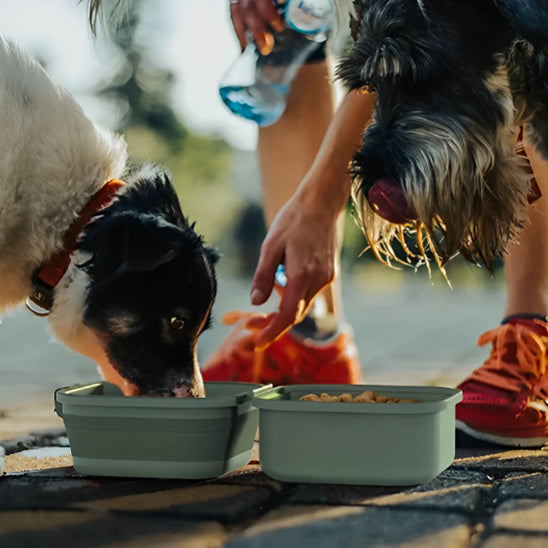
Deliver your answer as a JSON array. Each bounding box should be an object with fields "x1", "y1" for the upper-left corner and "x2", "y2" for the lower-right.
[{"x1": 284, "y1": 0, "x2": 334, "y2": 35}]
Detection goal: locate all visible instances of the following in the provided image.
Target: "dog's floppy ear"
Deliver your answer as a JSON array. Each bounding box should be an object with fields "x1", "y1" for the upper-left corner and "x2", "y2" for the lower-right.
[{"x1": 79, "y1": 213, "x2": 196, "y2": 281}]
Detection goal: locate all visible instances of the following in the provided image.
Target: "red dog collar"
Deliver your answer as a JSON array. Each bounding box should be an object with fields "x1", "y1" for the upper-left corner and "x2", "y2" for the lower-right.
[{"x1": 26, "y1": 178, "x2": 125, "y2": 316}]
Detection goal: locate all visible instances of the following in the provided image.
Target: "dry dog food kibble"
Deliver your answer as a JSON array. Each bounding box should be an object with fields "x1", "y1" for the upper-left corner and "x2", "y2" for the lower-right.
[{"x1": 299, "y1": 391, "x2": 420, "y2": 403}]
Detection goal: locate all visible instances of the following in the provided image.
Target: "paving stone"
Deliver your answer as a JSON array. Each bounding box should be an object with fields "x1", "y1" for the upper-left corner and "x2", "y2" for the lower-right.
[
  {"x1": 77, "y1": 483, "x2": 274, "y2": 524},
  {"x1": 455, "y1": 445, "x2": 508, "y2": 460},
  {"x1": 492, "y1": 499, "x2": 548, "y2": 533},
  {"x1": 0, "y1": 473, "x2": 204, "y2": 511},
  {"x1": 286, "y1": 483, "x2": 411, "y2": 506},
  {"x1": 1, "y1": 471, "x2": 273, "y2": 524},
  {"x1": 452, "y1": 449, "x2": 548, "y2": 473},
  {"x1": 227, "y1": 505, "x2": 471, "y2": 548},
  {"x1": 0, "y1": 509, "x2": 226, "y2": 548},
  {"x1": 286, "y1": 468, "x2": 487, "y2": 513},
  {"x1": 481, "y1": 533, "x2": 548, "y2": 548},
  {"x1": 497, "y1": 471, "x2": 548, "y2": 500}
]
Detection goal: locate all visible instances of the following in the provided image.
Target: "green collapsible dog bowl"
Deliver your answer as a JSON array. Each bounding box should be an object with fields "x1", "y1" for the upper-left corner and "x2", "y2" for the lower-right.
[
  {"x1": 55, "y1": 381, "x2": 269, "y2": 479},
  {"x1": 252, "y1": 384, "x2": 462, "y2": 485}
]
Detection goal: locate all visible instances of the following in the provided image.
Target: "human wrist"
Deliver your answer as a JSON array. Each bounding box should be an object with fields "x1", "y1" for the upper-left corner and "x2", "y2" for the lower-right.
[{"x1": 296, "y1": 170, "x2": 350, "y2": 222}]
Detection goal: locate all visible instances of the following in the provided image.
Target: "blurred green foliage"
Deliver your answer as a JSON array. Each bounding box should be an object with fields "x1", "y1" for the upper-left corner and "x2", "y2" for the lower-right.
[
  {"x1": 96, "y1": 0, "x2": 247, "y2": 263},
  {"x1": 123, "y1": 126, "x2": 242, "y2": 250},
  {"x1": 97, "y1": 0, "x2": 185, "y2": 144}
]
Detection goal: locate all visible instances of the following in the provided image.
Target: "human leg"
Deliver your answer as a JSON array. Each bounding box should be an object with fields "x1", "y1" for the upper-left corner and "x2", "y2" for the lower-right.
[
  {"x1": 456, "y1": 132, "x2": 548, "y2": 446},
  {"x1": 502, "y1": 141, "x2": 548, "y2": 320},
  {"x1": 202, "y1": 58, "x2": 362, "y2": 384},
  {"x1": 258, "y1": 58, "x2": 344, "y2": 335}
]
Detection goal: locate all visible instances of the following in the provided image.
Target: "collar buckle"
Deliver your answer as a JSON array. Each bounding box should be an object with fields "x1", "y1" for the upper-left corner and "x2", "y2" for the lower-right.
[{"x1": 26, "y1": 276, "x2": 54, "y2": 316}]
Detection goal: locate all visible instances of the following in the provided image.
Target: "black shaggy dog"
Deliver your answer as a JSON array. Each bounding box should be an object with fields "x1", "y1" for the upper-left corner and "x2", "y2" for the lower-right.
[
  {"x1": 337, "y1": 0, "x2": 548, "y2": 272},
  {"x1": 0, "y1": 36, "x2": 218, "y2": 398}
]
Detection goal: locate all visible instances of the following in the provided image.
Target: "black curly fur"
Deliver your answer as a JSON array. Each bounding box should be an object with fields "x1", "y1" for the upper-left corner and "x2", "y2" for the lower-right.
[
  {"x1": 338, "y1": 0, "x2": 548, "y2": 270},
  {"x1": 76, "y1": 165, "x2": 219, "y2": 395}
]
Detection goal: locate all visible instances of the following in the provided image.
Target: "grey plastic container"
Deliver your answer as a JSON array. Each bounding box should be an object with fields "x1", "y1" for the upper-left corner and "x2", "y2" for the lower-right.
[
  {"x1": 253, "y1": 384, "x2": 462, "y2": 485},
  {"x1": 55, "y1": 381, "x2": 269, "y2": 479}
]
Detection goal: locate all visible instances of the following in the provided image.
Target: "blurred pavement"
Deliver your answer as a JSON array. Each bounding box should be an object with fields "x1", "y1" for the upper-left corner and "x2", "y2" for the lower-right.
[
  {"x1": 0, "y1": 267, "x2": 507, "y2": 439},
  {"x1": 0, "y1": 268, "x2": 507, "y2": 409}
]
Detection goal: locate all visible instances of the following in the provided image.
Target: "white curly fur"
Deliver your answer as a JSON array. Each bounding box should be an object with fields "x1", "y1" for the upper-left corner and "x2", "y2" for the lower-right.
[
  {"x1": 0, "y1": 36, "x2": 130, "y2": 382},
  {"x1": 0, "y1": 36, "x2": 127, "y2": 310}
]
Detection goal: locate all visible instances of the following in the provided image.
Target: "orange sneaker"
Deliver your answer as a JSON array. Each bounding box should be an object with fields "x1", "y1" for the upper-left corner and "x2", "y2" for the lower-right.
[
  {"x1": 201, "y1": 310, "x2": 362, "y2": 385},
  {"x1": 456, "y1": 317, "x2": 548, "y2": 447}
]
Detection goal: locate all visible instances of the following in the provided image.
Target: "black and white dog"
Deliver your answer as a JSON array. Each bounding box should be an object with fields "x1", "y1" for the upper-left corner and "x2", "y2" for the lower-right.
[
  {"x1": 337, "y1": 0, "x2": 548, "y2": 272},
  {"x1": 0, "y1": 37, "x2": 218, "y2": 397}
]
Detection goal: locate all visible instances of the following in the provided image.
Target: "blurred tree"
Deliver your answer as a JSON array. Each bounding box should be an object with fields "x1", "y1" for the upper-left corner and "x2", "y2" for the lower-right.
[
  {"x1": 96, "y1": 0, "x2": 187, "y2": 147},
  {"x1": 91, "y1": 0, "x2": 247, "y2": 259},
  {"x1": 233, "y1": 202, "x2": 267, "y2": 275}
]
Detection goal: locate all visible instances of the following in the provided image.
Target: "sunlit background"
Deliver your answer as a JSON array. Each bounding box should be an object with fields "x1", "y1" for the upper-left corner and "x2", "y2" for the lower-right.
[{"x1": 4, "y1": 0, "x2": 257, "y2": 149}]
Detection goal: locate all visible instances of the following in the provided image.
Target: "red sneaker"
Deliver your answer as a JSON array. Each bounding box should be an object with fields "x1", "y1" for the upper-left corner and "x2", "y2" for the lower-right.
[
  {"x1": 456, "y1": 318, "x2": 548, "y2": 447},
  {"x1": 201, "y1": 310, "x2": 362, "y2": 385}
]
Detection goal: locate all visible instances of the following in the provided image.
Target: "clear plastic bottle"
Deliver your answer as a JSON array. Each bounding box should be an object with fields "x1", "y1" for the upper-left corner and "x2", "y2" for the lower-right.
[
  {"x1": 284, "y1": 0, "x2": 334, "y2": 35},
  {"x1": 219, "y1": 0, "x2": 334, "y2": 127}
]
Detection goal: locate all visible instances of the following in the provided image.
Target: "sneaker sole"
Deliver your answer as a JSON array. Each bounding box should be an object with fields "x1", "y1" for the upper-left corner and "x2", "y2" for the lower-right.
[{"x1": 456, "y1": 420, "x2": 548, "y2": 448}]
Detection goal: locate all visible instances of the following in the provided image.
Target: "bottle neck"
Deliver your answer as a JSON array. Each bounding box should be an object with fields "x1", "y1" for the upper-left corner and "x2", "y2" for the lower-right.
[{"x1": 283, "y1": 0, "x2": 334, "y2": 37}]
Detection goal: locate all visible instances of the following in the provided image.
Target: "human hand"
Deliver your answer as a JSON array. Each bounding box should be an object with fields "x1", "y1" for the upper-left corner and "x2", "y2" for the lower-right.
[
  {"x1": 229, "y1": 0, "x2": 285, "y2": 55},
  {"x1": 250, "y1": 189, "x2": 340, "y2": 348}
]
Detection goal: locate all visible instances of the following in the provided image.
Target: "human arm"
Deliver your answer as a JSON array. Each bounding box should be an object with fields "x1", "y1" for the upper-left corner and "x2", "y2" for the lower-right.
[{"x1": 250, "y1": 88, "x2": 377, "y2": 347}]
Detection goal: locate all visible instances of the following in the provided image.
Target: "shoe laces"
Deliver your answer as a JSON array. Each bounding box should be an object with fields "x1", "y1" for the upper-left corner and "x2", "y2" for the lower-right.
[
  {"x1": 218, "y1": 310, "x2": 275, "y2": 382},
  {"x1": 471, "y1": 321, "x2": 548, "y2": 397}
]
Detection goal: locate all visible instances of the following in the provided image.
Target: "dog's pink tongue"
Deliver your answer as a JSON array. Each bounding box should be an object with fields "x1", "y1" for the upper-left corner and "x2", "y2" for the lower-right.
[{"x1": 367, "y1": 177, "x2": 417, "y2": 224}]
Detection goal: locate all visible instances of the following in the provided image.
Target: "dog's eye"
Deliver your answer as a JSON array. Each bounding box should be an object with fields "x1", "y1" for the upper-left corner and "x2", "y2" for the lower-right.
[{"x1": 169, "y1": 316, "x2": 186, "y2": 331}]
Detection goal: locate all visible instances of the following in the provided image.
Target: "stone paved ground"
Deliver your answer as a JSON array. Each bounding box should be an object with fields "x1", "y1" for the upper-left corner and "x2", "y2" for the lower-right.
[
  {"x1": 2, "y1": 430, "x2": 548, "y2": 547},
  {"x1": 4, "y1": 269, "x2": 548, "y2": 547}
]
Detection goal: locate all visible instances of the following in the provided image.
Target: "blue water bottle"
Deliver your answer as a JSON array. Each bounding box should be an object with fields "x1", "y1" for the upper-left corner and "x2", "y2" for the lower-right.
[{"x1": 219, "y1": 0, "x2": 335, "y2": 127}]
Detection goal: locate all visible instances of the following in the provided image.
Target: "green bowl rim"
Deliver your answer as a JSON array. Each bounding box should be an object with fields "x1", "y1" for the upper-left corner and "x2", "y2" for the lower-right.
[
  {"x1": 252, "y1": 384, "x2": 463, "y2": 415},
  {"x1": 55, "y1": 381, "x2": 272, "y2": 413}
]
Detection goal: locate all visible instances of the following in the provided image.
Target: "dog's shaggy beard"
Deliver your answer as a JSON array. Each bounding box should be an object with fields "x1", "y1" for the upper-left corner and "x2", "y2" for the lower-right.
[{"x1": 349, "y1": 65, "x2": 531, "y2": 272}]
